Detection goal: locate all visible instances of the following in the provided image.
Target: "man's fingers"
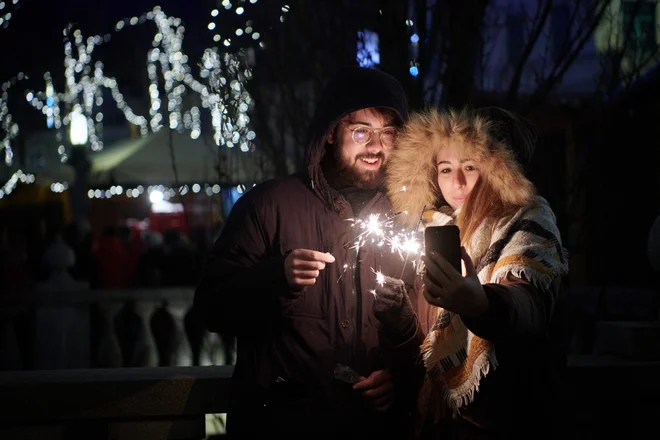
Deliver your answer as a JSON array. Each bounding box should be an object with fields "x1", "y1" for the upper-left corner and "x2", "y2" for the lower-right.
[
  {"x1": 293, "y1": 269, "x2": 320, "y2": 279},
  {"x1": 352, "y1": 377, "x2": 371, "y2": 391},
  {"x1": 292, "y1": 277, "x2": 316, "y2": 287},
  {"x1": 362, "y1": 381, "x2": 394, "y2": 399},
  {"x1": 375, "y1": 402, "x2": 393, "y2": 412},
  {"x1": 294, "y1": 259, "x2": 327, "y2": 271},
  {"x1": 374, "y1": 393, "x2": 395, "y2": 411},
  {"x1": 353, "y1": 369, "x2": 390, "y2": 391},
  {"x1": 294, "y1": 249, "x2": 335, "y2": 264}
]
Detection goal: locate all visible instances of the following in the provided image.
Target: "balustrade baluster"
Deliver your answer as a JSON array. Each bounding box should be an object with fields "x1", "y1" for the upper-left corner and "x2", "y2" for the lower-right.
[
  {"x1": 167, "y1": 301, "x2": 193, "y2": 366},
  {"x1": 132, "y1": 300, "x2": 158, "y2": 367},
  {"x1": 199, "y1": 331, "x2": 225, "y2": 366},
  {"x1": 33, "y1": 235, "x2": 90, "y2": 370},
  {"x1": 96, "y1": 302, "x2": 123, "y2": 368},
  {"x1": 0, "y1": 307, "x2": 23, "y2": 370}
]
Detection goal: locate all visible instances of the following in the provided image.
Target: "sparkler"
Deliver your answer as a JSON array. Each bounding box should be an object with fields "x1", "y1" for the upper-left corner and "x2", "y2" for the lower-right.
[
  {"x1": 339, "y1": 187, "x2": 428, "y2": 295},
  {"x1": 344, "y1": 212, "x2": 422, "y2": 260},
  {"x1": 369, "y1": 267, "x2": 385, "y2": 298},
  {"x1": 342, "y1": 208, "x2": 427, "y2": 294}
]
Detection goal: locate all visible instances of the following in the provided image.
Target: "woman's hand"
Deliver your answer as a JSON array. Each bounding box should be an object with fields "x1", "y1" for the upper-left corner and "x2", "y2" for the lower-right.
[{"x1": 421, "y1": 247, "x2": 488, "y2": 317}]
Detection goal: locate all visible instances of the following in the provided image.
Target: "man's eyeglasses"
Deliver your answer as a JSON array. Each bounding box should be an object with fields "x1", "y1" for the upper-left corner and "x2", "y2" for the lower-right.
[{"x1": 346, "y1": 125, "x2": 398, "y2": 147}]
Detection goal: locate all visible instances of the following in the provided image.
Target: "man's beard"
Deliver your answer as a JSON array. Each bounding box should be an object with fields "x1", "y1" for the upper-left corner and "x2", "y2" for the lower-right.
[{"x1": 334, "y1": 149, "x2": 386, "y2": 190}]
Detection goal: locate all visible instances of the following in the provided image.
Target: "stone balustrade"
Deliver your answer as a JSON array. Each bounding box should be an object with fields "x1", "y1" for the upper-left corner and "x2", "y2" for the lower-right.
[{"x1": 0, "y1": 287, "x2": 234, "y2": 371}]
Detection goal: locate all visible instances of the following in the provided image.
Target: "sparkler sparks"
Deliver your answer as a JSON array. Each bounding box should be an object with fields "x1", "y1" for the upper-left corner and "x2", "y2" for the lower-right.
[
  {"x1": 341, "y1": 205, "x2": 427, "y2": 289},
  {"x1": 373, "y1": 268, "x2": 385, "y2": 286},
  {"x1": 344, "y1": 213, "x2": 422, "y2": 261},
  {"x1": 369, "y1": 268, "x2": 385, "y2": 298}
]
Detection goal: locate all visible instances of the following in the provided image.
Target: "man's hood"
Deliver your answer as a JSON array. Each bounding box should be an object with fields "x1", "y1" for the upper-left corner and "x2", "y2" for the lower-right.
[{"x1": 305, "y1": 66, "x2": 408, "y2": 207}]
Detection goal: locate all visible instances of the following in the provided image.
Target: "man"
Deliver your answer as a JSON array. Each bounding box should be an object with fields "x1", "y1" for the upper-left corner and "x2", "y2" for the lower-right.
[{"x1": 194, "y1": 66, "x2": 417, "y2": 438}]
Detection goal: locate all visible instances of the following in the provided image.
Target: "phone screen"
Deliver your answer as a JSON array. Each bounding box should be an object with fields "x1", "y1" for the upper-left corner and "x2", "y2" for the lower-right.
[{"x1": 424, "y1": 225, "x2": 461, "y2": 272}]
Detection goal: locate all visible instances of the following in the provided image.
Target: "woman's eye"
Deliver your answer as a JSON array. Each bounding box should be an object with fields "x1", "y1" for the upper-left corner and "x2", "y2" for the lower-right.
[{"x1": 440, "y1": 168, "x2": 451, "y2": 174}]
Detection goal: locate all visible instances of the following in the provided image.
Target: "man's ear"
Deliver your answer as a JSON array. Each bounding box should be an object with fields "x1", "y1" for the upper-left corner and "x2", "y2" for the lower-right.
[{"x1": 327, "y1": 129, "x2": 335, "y2": 144}]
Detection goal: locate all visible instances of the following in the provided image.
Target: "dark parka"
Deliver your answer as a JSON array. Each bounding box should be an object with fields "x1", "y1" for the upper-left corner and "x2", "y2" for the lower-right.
[{"x1": 194, "y1": 67, "x2": 418, "y2": 437}]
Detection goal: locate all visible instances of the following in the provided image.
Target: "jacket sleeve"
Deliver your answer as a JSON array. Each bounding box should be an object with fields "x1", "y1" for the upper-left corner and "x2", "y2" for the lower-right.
[
  {"x1": 461, "y1": 275, "x2": 562, "y2": 343},
  {"x1": 193, "y1": 191, "x2": 291, "y2": 338}
]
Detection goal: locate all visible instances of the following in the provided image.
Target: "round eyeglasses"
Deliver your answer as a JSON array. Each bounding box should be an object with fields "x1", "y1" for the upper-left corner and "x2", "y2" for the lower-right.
[{"x1": 348, "y1": 125, "x2": 398, "y2": 147}]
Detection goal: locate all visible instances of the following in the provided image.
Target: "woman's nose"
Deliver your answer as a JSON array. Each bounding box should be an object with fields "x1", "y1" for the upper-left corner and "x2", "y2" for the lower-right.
[{"x1": 454, "y1": 170, "x2": 466, "y2": 188}]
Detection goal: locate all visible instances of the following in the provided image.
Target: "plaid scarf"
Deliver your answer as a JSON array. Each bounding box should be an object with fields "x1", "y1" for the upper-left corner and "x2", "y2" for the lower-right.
[{"x1": 418, "y1": 196, "x2": 568, "y2": 415}]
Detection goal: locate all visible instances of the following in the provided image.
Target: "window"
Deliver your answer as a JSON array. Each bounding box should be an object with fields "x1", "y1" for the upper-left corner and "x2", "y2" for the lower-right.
[{"x1": 357, "y1": 30, "x2": 380, "y2": 68}]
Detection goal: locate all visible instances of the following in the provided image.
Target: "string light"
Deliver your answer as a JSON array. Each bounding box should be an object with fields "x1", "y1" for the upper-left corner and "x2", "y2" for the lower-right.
[
  {"x1": 0, "y1": 0, "x2": 20, "y2": 29},
  {"x1": 50, "y1": 182, "x2": 68, "y2": 193},
  {"x1": 23, "y1": 7, "x2": 255, "y2": 148},
  {"x1": 0, "y1": 169, "x2": 34, "y2": 199},
  {"x1": 1, "y1": 6, "x2": 257, "y2": 197},
  {"x1": 0, "y1": 73, "x2": 26, "y2": 166},
  {"x1": 82, "y1": 183, "x2": 254, "y2": 199},
  {"x1": 208, "y1": 1, "x2": 268, "y2": 49}
]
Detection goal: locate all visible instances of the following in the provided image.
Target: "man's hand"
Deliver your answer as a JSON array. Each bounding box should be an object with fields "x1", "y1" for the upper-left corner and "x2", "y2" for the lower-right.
[
  {"x1": 353, "y1": 369, "x2": 395, "y2": 412},
  {"x1": 421, "y1": 247, "x2": 488, "y2": 317},
  {"x1": 284, "y1": 249, "x2": 335, "y2": 291}
]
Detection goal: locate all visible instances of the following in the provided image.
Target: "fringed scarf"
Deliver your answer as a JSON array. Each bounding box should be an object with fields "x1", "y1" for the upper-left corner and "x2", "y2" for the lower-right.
[{"x1": 418, "y1": 196, "x2": 569, "y2": 415}]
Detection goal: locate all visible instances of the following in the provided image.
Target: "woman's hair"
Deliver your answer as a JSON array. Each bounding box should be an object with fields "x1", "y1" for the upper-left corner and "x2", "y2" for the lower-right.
[
  {"x1": 456, "y1": 175, "x2": 519, "y2": 246},
  {"x1": 387, "y1": 107, "x2": 536, "y2": 242}
]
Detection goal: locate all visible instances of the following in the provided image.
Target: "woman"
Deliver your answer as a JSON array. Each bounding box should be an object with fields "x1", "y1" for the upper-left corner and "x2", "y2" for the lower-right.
[{"x1": 372, "y1": 107, "x2": 569, "y2": 439}]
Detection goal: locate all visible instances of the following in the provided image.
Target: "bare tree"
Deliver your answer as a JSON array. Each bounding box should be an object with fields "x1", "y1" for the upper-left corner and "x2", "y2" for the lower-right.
[{"x1": 238, "y1": 0, "x2": 360, "y2": 176}]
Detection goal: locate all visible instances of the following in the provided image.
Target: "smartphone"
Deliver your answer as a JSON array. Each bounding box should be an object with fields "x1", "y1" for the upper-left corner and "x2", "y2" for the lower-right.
[{"x1": 424, "y1": 225, "x2": 461, "y2": 272}]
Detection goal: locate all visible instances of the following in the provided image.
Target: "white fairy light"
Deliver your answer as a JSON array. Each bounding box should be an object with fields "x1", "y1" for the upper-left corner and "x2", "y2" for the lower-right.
[
  {"x1": 0, "y1": 0, "x2": 19, "y2": 29},
  {"x1": 1, "y1": 6, "x2": 258, "y2": 196},
  {"x1": 0, "y1": 169, "x2": 34, "y2": 199},
  {"x1": 79, "y1": 182, "x2": 253, "y2": 199},
  {"x1": 0, "y1": 73, "x2": 24, "y2": 165}
]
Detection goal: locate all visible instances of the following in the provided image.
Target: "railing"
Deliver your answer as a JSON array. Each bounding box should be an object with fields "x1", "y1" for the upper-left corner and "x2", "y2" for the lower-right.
[
  {"x1": 0, "y1": 287, "x2": 234, "y2": 371},
  {"x1": 1, "y1": 358, "x2": 660, "y2": 439},
  {"x1": 1, "y1": 283, "x2": 660, "y2": 439},
  {"x1": 3, "y1": 283, "x2": 657, "y2": 371},
  {"x1": 0, "y1": 365, "x2": 233, "y2": 440}
]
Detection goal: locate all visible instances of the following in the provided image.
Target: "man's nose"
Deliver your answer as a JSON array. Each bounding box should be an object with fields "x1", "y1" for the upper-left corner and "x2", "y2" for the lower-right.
[{"x1": 365, "y1": 133, "x2": 383, "y2": 152}]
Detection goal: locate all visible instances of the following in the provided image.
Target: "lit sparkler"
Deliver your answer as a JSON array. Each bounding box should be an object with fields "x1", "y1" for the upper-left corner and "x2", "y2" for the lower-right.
[
  {"x1": 373, "y1": 267, "x2": 385, "y2": 286},
  {"x1": 344, "y1": 213, "x2": 422, "y2": 261},
  {"x1": 342, "y1": 192, "x2": 428, "y2": 289},
  {"x1": 369, "y1": 267, "x2": 385, "y2": 298}
]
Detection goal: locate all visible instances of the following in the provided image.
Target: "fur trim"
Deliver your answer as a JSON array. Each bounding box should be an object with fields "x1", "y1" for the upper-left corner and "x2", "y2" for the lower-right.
[{"x1": 387, "y1": 108, "x2": 535, "y2": 228}]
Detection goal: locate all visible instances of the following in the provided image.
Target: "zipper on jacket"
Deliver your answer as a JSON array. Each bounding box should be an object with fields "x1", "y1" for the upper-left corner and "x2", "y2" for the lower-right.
[
  {"x1": 344, "y1": 192, "x2": 383, "y2": 367},
  {"x1": 353, "y1": 249, "x2": 362, "y2": 364}
]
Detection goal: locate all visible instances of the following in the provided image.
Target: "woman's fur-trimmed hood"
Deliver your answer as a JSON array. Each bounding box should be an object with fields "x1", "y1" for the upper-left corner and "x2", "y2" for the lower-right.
[{"x1": 386, "y1": 108, "x2": 536, "y2": 228}]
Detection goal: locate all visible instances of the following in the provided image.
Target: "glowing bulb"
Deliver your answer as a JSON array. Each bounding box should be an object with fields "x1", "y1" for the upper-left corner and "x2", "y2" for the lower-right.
[
  {"x1": 69, "y1": 108, "x2": 88, "y2": 145},
  {"x1": 149, "y1": 190, "x2": 164, "y2": 203}
]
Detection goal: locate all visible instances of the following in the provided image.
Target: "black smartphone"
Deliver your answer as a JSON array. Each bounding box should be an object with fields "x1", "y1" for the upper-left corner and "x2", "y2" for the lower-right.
[{"x1": 424, "y1": 225, "x2": 461, "y2": 272}]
